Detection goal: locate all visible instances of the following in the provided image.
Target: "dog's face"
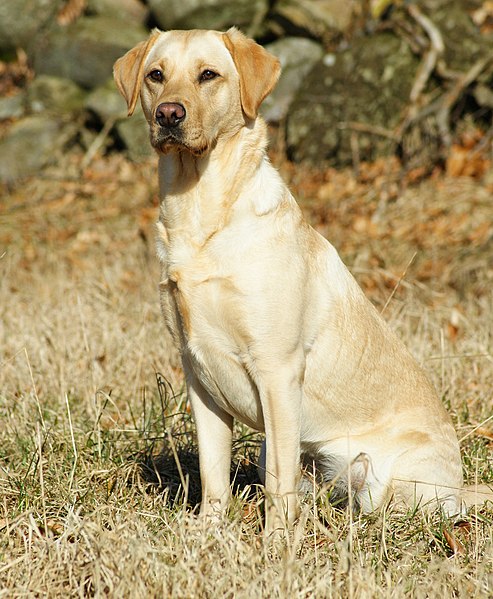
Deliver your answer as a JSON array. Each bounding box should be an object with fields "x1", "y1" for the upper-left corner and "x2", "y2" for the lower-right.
[
  {"x1": 142, "y1": 30, "x2": 243, "y2": 156},
  {"x1": 114, "y1": 28, "x2": 281, "y2": 156}
]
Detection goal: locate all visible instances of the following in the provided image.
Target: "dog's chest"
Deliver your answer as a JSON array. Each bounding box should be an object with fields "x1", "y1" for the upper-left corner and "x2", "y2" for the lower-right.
[{"x1": 159, "y1": 246, "x2": 264, "y2": 429}]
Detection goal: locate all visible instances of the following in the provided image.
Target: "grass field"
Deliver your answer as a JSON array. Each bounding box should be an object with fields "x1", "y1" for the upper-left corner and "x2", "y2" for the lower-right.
[{"x1": 1, "y1": 152, "x2": 492, "y2": 597}]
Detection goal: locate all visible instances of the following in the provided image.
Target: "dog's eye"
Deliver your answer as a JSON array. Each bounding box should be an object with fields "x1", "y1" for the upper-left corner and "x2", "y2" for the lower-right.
[
  {"x1": 147, "y1": 69, "x2": 163, "y2": 82},
  {"x1": 199, "y1": 69, "x2": 218, "y2": 83}
]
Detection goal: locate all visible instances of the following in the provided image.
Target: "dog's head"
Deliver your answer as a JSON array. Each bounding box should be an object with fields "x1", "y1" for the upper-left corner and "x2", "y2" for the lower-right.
[{"x1": 113, "y1": 28, "x2": 281, "y2": 156}]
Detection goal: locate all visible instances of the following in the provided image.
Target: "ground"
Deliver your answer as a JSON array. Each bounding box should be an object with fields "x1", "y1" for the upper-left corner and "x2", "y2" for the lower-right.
[{"x1": 0, "y1": 146, "x2": 492, "y2": 597}]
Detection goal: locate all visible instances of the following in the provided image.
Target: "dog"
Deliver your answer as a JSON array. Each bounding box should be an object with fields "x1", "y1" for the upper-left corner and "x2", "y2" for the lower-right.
[{"x1": 114, "y1": 28, "x2": 491, "y2": 533}]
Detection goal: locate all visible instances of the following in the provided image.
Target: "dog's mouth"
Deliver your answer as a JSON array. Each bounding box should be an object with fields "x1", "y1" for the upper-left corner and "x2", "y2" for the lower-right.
[
  {"x1": 150, "y1": 128, "x2": 182, "y2": 150},
  {"x1": 150, "y1": 128, "x2": 209, "y2": 157}
]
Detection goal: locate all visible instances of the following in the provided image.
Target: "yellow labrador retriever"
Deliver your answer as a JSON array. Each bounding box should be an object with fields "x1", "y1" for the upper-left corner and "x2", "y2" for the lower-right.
[{"x1": 114, "y1": 28, "x2": 488, "y2": 532}]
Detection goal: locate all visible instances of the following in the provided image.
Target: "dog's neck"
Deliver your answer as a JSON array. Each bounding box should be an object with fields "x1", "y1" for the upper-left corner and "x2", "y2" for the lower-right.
[{"x1": 157, "y1": 118, "x2": 284, "y2": 244}]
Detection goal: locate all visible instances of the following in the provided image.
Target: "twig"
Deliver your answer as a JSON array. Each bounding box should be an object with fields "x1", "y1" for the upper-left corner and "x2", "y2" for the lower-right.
[
  {"x1": 350, "y1": 131, "x2": 361, "y2": 177},
  {"x1": 380, "y1": 252, "x2": 417, "y2": 315},
  {"x1": 469, "y1": 122, "x2": 493, "y2": 155},
  {"x1": 36, "y1": 423, "x2": 48, "y2": 535},
  {"x1": 65, "y1": 393, "x2": 78, "y2": 492},
  {"x1": 156, "y1": 372, "x2": 172, "y2": 440},
  {"x1": 0, "y1": 556, "x2": 25, "y2": 575},
  {"x1": 436, "y1": 55, "x2": 493, "y2": 147},
  {"x1": 407, "y1": 4, "x2": 444, "y2": 55},
  {"x1": 459, "y1": 413, "x2": 493, "y2": 444},
  {"x1": 338, "y1": 121, "x2": 397, "y2": 141},
  {"x1": 407, "y1": 4, "x2": 444, "y2": 103},
  {"x1": 425, "y1": 353, "x2": 493, "y2": 362},
  {"x1": 166, "y1": 430, "x2": 189, "y2": 511},
  {"x1": 247, "y1": 1, "x2": 270, "y2": 39},
  {"x1": 81, "y1": 117, "x2": 116, "y2": 170},
  {"x1": 395, "y1": 6, "x2": 492, "y2": 157},
  {"x1": 396, "y1": 4, "x2": 446, "y2": 141},
  {"x1": 24, "y1": 348, "x2": 45, "y2": 430}
]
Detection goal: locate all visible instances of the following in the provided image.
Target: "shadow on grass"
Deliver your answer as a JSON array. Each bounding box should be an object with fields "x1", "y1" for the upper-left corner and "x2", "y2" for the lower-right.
[
  {"x1": 138, "y1": 445, "x2": 262, "y2": 511},
  {"x1": 130, "y1": 373, "x2": 263, "y2": 511}
]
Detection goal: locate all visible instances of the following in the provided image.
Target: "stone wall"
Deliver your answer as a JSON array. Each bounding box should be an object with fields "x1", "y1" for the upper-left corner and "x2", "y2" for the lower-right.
[{"x1": 0, "y1": 0, "x2": 491, "y2": 182}]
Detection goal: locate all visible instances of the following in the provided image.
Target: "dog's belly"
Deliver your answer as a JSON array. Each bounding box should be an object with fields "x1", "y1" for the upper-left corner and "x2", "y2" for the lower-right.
[{"x1": 186, "y1": 340, "x2": 265, "y2": 431}]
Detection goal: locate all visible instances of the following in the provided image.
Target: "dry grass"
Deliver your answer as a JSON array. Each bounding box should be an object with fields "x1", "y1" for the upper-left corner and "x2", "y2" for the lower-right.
[{"x1": 1, "y1": 154, "x2": 492, "y2": 597}]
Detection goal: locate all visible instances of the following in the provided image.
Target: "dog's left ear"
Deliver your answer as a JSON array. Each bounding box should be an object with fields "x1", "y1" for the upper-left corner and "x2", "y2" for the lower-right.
[
  {"x1": 223, "y1": 27, "x2": 281, "y2": 121},
  {"x1": 113, "y1": 29, "x2": 161, "y2": 116}
]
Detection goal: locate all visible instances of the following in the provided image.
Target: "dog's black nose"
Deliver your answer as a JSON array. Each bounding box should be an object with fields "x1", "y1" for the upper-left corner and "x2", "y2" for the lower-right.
[{"x1": 155, "y1": 102, "x2": 186, "y2": 128}]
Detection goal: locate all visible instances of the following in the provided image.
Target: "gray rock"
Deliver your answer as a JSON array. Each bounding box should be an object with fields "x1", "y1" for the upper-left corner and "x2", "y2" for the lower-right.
[
  {"x1": 272, "y1": 0, "x2": 354, "y2": 40},
  {"x1": 0, "y1": 115, "x2": 77, "y2": 183},
  {"x1": 148, "y1": 0, "x2": 268, "y2": 32},
  {"x1": 27, "y1": 76, "x2": 87, "y2": 114},
  {"x1": 85, "y1": 80, "x2": 128, "y2": 122},
  {"x1": 86, "y1": 0, "x2": 149, "y2": 24},
  {"x1": 0, "y1": 0, "x2": 63, "y2": 51},
  {"x1": 30, "y1": 16, "x2": 148, "y2": 89},
  {"x1": 116, "y1": 113, "x2": 154, "y2": 161},
  {"x1": 86, "y1": 79, "x2": 152, "y2": 160},
  {"x1": 0, "y1": 94, "x2": 26, "y2": 120},
  {"x1": 286, "y1": 32, "x2": 419, "y2": 165},
  {"x1": 474, "y1": 84, "x2": 493, "y2": 109},
  {"x1": 261, "y1": 37, "x2": 323, "y2": 123}
]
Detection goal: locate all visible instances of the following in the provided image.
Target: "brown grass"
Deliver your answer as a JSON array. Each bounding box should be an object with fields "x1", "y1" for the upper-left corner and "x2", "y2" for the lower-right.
[{"x1": 1, "y1": 153, "x2": 492, "y2": 597}]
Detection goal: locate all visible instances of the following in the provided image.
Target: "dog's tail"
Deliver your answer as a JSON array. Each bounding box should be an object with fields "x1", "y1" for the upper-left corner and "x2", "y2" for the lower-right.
[{"x1": 461, "y1": 484, "x2": 493, "y2": 509}]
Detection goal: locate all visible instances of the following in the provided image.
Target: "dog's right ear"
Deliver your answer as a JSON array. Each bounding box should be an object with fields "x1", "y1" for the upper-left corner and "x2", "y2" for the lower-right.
[{"x1": 113, "y1": 30, "x2": 161, "y2": 116}]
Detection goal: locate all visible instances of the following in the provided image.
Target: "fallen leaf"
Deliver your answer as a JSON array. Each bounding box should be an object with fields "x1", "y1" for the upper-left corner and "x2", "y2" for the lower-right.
[
  {"x1": 446, "y1": 145, "x2": 489, "y2": 178},
  {"x1": 443, "y1": 527, "x2": 465, "y2": 555},
  {"x1": 475, "y1": 426, "x2": 493, "y2": 441},
  {"x1": 57, "y1": 0, "x2": 86, "y2": 26},
  {"x1": 472, "y1": 1, "x2": 493, "y2": 33},
  {"x1": 454, "y1": 520, "x2": 472, "y2": 533},
  {"x1": 446, "y1": 145, "x2": 468, "y2": 177},
  {"x1": 468, "y1": 221, "x2": 492, "y2": 245},
  {"x1": 447, "y1": 307, "x2": 462, "y2": 342},
  {"x1": 242, "y1": 501, "x2": 259, "y2": 523},
  {"x1": 46, "y1": 519, "x2": 65, "y2": 536}
]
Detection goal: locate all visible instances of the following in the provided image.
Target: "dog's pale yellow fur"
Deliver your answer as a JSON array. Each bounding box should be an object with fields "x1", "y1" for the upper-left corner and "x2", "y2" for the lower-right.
[{"x1": 114, "y1": 29, "x2": 490, "y2": 533}]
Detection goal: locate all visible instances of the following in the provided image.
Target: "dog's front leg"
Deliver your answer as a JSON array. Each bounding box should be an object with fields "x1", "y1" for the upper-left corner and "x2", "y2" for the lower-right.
[
  {"x1": 258, "y1": 366, "x2": 302, "y2": 535},
  {"x1": 186, "y1": 371, "x2": 234, "y2": 519}
]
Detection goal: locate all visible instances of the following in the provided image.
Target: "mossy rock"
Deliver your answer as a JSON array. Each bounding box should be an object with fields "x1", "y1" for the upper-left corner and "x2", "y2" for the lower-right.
[
  {"x1": 286, "y1": 32, "x2": 420, "y2": 165},
  {"x1": 27, "y1": 76, "x2": 87, "y2": 115},
  {"x1": 148, "y1": 0, "x2": 268, "y2": 32},
  {"x1": 0, "y1": 115, "x2": 77, "y2": 184}
]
